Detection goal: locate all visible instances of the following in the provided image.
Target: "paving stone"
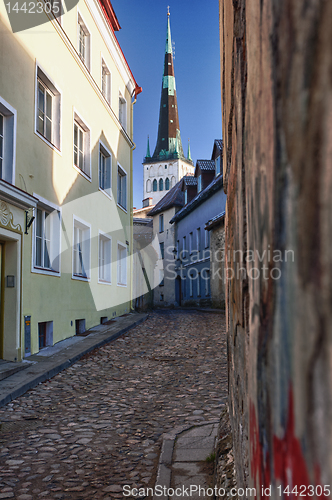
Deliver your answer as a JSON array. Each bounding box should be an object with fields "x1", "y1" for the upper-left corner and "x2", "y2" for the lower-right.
[{"x1": 0, "y1": 311, "x2": 227, "y2": 500}]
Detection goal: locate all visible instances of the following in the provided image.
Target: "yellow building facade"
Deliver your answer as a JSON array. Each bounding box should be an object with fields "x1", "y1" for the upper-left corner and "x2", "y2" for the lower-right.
[{"x1": 0, "y1": 0, "x2": 141, "y2": 360}]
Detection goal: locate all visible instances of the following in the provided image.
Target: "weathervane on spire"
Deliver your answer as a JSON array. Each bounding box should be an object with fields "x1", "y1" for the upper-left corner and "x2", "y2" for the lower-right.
[{"x1": 167, "y1": 6, "x2": 170, "y2": 16}]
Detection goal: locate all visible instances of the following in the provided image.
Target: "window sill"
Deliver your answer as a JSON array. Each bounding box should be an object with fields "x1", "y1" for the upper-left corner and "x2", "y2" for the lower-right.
[
  {"x1": 98, "y1": 279, "x2": 112, "y2": 285},
  {"x1": 117, "y1": 203, "x2": 127, "y2": 214},
  {"x1": 32, "y1": 267, "x2": 60, "y2": 277},
  {"x1": 35, "y1": 131, "x2": 61, "y2": 155},
  {"x1": 117, "y1": 282, "x2": 127, "y2": 287},
  {"x1": 98, "y1": 187, "x2": 112, "y2": 201},
  {"x1": 72, "y1": 274, "x2": 90, "y2": 282},
  {"x1": 73, "y1": 164, "x2": 92, "y2": 182}
]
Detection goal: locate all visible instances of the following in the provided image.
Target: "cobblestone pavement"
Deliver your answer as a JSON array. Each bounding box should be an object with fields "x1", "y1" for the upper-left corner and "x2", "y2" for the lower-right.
[{"x1": 0, "y1": 310, "x2": 227, "y2": 500}]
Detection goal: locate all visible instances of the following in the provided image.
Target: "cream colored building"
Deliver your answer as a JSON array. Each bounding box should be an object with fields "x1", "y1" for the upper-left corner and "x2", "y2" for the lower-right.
[{"x1": 0, "y1": 0, "x2": 141, "y2": 360}]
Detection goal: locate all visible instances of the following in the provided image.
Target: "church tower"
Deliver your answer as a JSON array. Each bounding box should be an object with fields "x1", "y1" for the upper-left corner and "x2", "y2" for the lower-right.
[{"x1": 142, "y1": 9, "x2": 194, "y2": 207}]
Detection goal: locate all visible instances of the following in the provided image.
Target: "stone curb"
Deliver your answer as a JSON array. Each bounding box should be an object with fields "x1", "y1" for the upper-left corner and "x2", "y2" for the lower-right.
[
  {"x1": 153, "y1": 419, "x2": 219, "y2": 500},
  {"x1": 0, "y1": 313, "x2": 148, "y2": 408}
]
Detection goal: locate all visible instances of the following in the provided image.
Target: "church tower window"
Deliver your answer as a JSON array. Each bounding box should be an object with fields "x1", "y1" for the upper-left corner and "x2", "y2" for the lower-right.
[{"x1": 159, "y1": 178, "x2": 164, "y2": 191}]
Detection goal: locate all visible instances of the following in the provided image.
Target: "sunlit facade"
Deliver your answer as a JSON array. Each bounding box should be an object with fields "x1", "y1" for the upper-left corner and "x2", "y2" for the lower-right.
[{"x1": 0, "y1": 0, "x2": 141, "y2": 360}]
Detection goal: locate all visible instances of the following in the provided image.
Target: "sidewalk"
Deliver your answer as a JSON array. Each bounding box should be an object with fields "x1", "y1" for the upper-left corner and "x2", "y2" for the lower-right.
[
  {"x1": 154, "y1": 420, "x2": 219, "y2": 500},
  {"x1": 0, "y1": 312, "x2": 148, "y2": 408}
]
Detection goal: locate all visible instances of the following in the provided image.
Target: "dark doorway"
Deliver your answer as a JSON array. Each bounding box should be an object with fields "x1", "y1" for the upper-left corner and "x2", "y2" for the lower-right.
[{"x1": 175, "y1": 276, "x2": 182, "y2": 306}]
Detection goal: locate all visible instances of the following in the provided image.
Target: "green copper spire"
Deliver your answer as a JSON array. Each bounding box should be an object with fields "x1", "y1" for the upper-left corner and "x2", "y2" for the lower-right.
[
  {"x1": 146, "y1": 135, "x2": 151, "y2": 158},
  {"x1": 187, "y1": 139, "x2": 192, "y2": 161}
]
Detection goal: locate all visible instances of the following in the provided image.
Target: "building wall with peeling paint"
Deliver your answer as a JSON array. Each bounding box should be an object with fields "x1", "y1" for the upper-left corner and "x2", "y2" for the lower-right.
[{"x1": 219, "y1": 0, "x2": 332, "y2": 494}]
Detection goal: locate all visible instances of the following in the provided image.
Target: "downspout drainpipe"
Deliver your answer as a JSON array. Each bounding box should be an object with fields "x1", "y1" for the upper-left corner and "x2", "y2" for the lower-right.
[{"x1": 130, "y1": 91, "x2": 137, "y2": 312}]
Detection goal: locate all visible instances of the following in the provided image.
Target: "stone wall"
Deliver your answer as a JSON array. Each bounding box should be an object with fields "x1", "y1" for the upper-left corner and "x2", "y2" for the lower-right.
[
  {"x1": 210, "y1": 222, "x2": 225, "y2": 309},
  {"x1": 219, "y1": 0, "x2": 332, "y2": 493}
]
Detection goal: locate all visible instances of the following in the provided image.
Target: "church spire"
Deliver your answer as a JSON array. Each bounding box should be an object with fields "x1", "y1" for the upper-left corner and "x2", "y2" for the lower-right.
[
  {"x1": 150, "y1": 9, "x2": 188, "y2": 162},
  {"x1": 146, "y1": 135, "x2": 151, "y2": 158},
  {"x1": 187, "y1": 139, "x2": 192, "y2": 161}
]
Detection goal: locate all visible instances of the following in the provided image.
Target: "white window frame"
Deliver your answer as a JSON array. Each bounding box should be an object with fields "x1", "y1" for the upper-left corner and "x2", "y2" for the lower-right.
[
  {"x1": 32, "y1": 195, "x2": 61, "y2": 277},
  {"x1": 196, "y1": 227, "x2": 201, "y2": 252},
  {"x1": 99, "y1": 140, "x2": 112, "y2": 199},
  {"x1": 117, "y1": 163, "x2": 127, "y2": 211},
  {"x1": 119, "y1": 91, "x2": 127, "y2": 130},
  {"x1": 77, "y1": 12, "x2": 91, "y2": 71},
  {"x1": 35, "y1": 64, "x2": 61, "y2": 152},
  {"x1": 101, "y1": 57, "x2": 111, "y2": 105},
  {"x1": 73, "y1": 110, "x2": 91, "y2": 180},
  {"x1": 159, "y1": 214, "x2": 164, "y2": 233},
  {"x1": 117, "y1": 242, "x2": 127, "y2": 287},
  {"x1": 205, "y1": 229, "x2": 210, "y2": 248},
  {"x1": 0, "y1": 97, "x2": 16, "y2": 184},
  {"x1": 72, "y1": 216, "x2": 91, "y2": 281},
  {"x1": 98, "y1": 231, "x2": 112, "y2": 284}
]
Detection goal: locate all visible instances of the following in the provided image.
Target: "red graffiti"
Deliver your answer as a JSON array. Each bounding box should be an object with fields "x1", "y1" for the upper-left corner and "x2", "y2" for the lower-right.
[{"x1": 250, "y1": 388, "x2": 321, "y2": 499}]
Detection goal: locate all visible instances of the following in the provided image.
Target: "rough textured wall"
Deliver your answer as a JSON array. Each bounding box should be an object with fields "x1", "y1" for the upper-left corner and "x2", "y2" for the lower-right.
[
  {"x1": 220, "y1": 0, "x2": 332, "y2": 493},
  {"x1": 210, "y1": 223, "x2": 226, "y2": 309}
]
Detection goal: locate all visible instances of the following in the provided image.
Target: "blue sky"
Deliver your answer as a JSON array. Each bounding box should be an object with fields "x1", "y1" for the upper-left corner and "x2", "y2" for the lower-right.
[{"x1": 112, "y1": 1, "x2": 222, "y2": 208}]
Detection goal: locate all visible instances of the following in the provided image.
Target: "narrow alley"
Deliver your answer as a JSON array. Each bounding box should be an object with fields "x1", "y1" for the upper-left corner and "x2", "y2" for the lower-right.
[{"x1": 0, "y1": 311, "x2": 227, "y2": 499}]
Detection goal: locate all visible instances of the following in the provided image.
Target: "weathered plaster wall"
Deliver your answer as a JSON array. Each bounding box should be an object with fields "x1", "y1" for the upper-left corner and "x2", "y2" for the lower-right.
[
  {"x1": 210, "y1": 222, "x2": 225, "y2": 309},
  {"x1": 220, "y1": 0, "x2": 332, "y2": 493}
]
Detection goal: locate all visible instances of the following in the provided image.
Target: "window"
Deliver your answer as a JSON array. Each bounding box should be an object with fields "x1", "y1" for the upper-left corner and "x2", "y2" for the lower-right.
[
  {"x1": 34, "y1": 208, "x2": 60, "y2": 273},
  {"x1": 117, "y1": 165, "x2": 127, "y2": 210},
  {"x1": 73, "y1": 218, "x2": 91, "y2": 279},
  {"x1": 78, "y1": 14, "x2": 90, "y2": 70},
  {"x1": 159, "y1": 214, "x2": 164, "y2": 233},
  {"x1": 153, "y1": 179, "x2": 157, "y2": 191},
  {"x1": 165, "y1": 177, "x2": 170, "y2": 190},
  {"x1": 198, "y1": 174, "x2": 202, "y2": 192},
  {"x1": 36, "y1": 68, "x2": 61, "y2": 150},
  {"x1": 196, "y1": 228, "x2": 201, "y2": 252},
  {"x1": 189, "y1": 232, "x2": 193, "y2": 254},
  {"x1": 159, "y1": 270, "x2": 164, "y2": 286},
  {"x1": 117, "y1": 243, "x2": 127, "y2": 286},
  {"x1": 160, "y1": 293, "x2": 164, "y2": 301},
  {"x1": 99, "y1": 142, "x2": 111, "y2": 197},
  {"x1": 146, "y1": 179, "x2": 152, "y2": 193},
  {"x1": 101, "y1": 60, "x2": 111, "y2": 104},
  {"x1": 205, "y1": 229, "x2": 210, "y2": 248},
  {"x1": 215, "y1": 155, "x2": 221, "y2": 176},
  {"x1": 183, "y1": 277, "x2": 186, "y2": 298},
  {"x1": 33, "y1": 196, "x2": 61, "y2": 275},
  {"x1": 176, "y1": 240, "x2": 179, "y2": 259},
  {"x1": 119, "y1": 93, "x2": 127, "y2": 130},
  {"x1": 182, "y1": 236, "x2": 186, "y2": 256},
  {"x1": 73, "y1": 114, "x2": 90, "y2": 177},
  {"x1": 159, "y1": 178, "x2": 164, "y2": 191},
  {"x1": 189, "y1": 271, "x2": 193, "y2": 297},
  {"x1": 99, "y1": 233, "x2": 111, "y2": 283},
  {"x1": 197, "y1": 272, "x2": 201, "y2": 297},
  {"x1": 184, "y1": 189, "x2": 188, "y2": 205},
  {"x1": 160, "y1": 242, "x2": 164, "y2": 260}
]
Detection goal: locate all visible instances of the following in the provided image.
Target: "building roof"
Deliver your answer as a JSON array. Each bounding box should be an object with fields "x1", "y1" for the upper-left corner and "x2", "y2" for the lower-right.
[
  {"x1": 205, "y1": 211, "x2": 225, "y2": 230},
  {"x1": 147, "y1": 179, "x2": 184, "y2": 216},
  {"x1": 183, "y1": 176, "x2": 197, "y2": 186},
  {"x1": 170, "y1": 174, "x2": 223, "y2": 224},
  {"x1": 196, "y1": 159, "x2": 216, "y2": 171},
  {"x1": 214, "y1": 139, "x2": 223, "y2": 151},
  {"x1": 133, "y1": 218, "x2": 153, "y2": 226},
  {"x1": 144, "y1": 12, "x2": 192, "y2": 165}
]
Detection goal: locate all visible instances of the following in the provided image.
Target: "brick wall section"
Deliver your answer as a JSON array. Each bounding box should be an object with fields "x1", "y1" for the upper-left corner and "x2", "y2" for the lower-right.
[
  {"x1": 210, "y1": 223, "x2": 225, "y2": 309},
  {"x1": 219, "y1": 0, "x2": 332, "y2": 492}
]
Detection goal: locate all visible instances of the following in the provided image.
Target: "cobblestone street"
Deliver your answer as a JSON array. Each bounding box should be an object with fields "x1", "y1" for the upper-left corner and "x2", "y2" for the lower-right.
[{"x1": 0, "y1": 311, "x2": 227, "y2": 500}]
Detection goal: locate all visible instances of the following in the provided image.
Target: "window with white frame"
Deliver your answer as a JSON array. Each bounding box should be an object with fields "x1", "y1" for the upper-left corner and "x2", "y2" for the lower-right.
[
  {"x1": 36, "y1": 67, "x2": 61, "y2": 149},
  {"x1": 184, "y1": 189, "x2": 188, "y2": 205},
  {"x1": 196, "y1": 227, "x2": 201, "y2": 252},
  {"x1": 215, "y1": 155, "x2": 221, "y2": 176},
  {"x1": 101, "y1": 60, "x2": 111, "y2": 104},
  {"x1": 99, "y1": 143, "x2": 111, "y2": 196},
  {"x1": 189, "y1": 232, "x2": 193, "y2": 254},
  {"x1": 73, "y1": 113, "x2": 90, "y2": 177},
  {"x1": 73, "y1": 218, "x2": 90, "y2": 279},
  {"x1": 99, "y1": 233, "x2": 111, "y2": 283},
  {"x1": 159, "y1": 214, "x2": 164, "y2": 233},
  {"x1": 117, "y1": 165, "x2": 127, "y2": 210},
  {"x1": 119, "y1": 93, "x2": 127, "y2": 130},
  {"x1": 34, "y1": 204, "x2": 60, "y2": 274},
  {"x1": 78, "y1": 14, "x2": 90, "y2": 70},
  {"x1": 204, "y1": 229, "x2": 210, "y2": 248},
  {"x1": 117, "y1": 243, "x2": 127, "y2": 286},
  {"x1": 198, "y1": 174, "x2": 202, "y2": 192}
]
